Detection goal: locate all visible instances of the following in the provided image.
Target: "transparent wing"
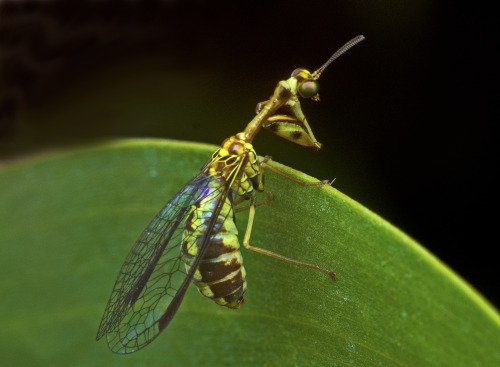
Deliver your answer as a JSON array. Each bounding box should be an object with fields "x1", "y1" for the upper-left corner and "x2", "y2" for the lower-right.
[{"x1": 96, "y1": 155, "x2": 239, "y2": 354}]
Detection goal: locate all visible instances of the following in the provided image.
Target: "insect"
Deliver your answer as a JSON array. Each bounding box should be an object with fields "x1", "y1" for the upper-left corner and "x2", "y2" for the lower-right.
[{"x1": 96, "y1": 35, "x2": 365, "y2": 354}]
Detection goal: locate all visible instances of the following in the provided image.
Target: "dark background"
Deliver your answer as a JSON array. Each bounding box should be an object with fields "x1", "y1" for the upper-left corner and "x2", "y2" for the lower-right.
[{"x1": 1, "y1": 1, "x2": 497, "y2": 308}]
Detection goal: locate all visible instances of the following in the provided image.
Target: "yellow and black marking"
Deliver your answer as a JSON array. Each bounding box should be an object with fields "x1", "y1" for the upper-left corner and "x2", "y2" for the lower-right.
[
  {"x1": 180, "y1": 138, "x2": 262, "y2": 308},
  {"x1": 181, "y1": 179, "x2": 247, "y2": 308},
  {"x1": 97, "y1": 35, "x2": 364, "y2": 354}
]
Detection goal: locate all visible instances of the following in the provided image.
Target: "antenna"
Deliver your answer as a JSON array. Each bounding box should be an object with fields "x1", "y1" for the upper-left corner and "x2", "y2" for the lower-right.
[{"x1": 313, "y1": 35, "x2": 365, "y2": 79}]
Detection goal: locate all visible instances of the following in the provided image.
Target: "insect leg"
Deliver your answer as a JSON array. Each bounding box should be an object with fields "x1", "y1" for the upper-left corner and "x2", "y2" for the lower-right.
[
  {"x1": 235, "y1": 192, "x2": 274, "y2": 213},
  {"x1": 260, "y1": 156, "x2": 332, "y2": 186},
  {"x1": 242, "y1": 193, "x2": 336, "y2": 280}
]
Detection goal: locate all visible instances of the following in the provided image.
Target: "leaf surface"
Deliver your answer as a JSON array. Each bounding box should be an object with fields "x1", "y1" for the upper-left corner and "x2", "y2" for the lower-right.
[{"x1": 1, "y1": 139, "x2": 499, "y2": 366}]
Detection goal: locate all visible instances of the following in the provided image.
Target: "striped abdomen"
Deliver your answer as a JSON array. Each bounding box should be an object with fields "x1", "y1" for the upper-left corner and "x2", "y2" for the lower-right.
[{"x1": 181, "y1": 186, "x2": 247, "y2": 309}]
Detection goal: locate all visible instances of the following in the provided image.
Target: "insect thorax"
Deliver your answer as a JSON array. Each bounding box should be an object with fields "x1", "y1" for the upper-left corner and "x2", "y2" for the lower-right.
[{"x1": 209, "y1": 134, "x2": 261, "y2": 198}]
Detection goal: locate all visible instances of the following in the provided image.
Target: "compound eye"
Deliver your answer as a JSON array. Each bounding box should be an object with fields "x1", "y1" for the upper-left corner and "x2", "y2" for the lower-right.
[{"x1": 298, "y1": 79, "x2": 319, "y2": 98}]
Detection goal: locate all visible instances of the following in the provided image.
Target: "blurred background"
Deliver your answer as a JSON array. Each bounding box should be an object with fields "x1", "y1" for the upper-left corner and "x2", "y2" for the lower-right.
[{"x1": 0, "y1": 0, "x2": 497, "y2": 309}]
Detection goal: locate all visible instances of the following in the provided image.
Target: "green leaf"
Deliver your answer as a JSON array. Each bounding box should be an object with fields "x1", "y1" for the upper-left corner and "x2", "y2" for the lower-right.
[{"x1": 1, "y1": 139, "x2": 499, "y2": 366}]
